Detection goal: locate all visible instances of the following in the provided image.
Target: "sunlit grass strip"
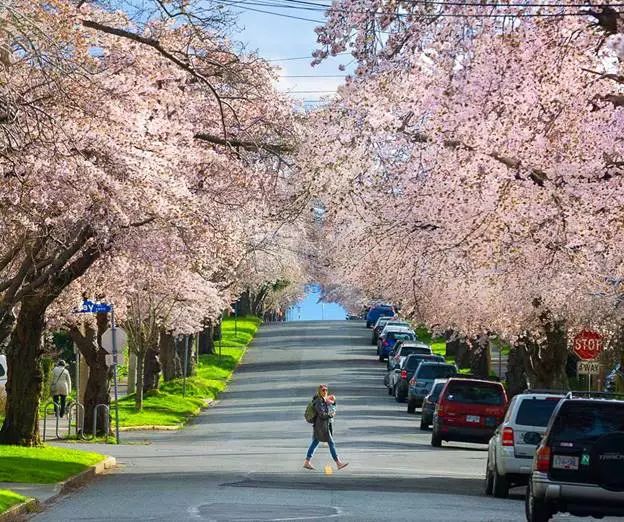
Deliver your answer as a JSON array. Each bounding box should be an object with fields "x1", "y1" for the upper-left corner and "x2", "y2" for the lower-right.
[
  {"x1": 116, "y1": 316, "x2": 261, "y2": 428},
  {"x1": 0, "y1": 446, "x2": 105, "y2": 484}
]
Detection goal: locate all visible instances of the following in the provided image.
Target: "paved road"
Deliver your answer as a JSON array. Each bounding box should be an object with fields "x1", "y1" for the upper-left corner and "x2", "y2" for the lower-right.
[{"x1": 32, "y1": 321, "x2": 584, "y2": 521}]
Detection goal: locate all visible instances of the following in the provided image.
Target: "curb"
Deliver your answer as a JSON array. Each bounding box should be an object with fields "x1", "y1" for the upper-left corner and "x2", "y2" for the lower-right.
[
  {"x1": 0, "y1": 498, "x2": 40, "y2": 522},
  {"x1": 57, "y1": 456, "x2": 116, "y2": 496},
  {"x1": 0, "y1": 456, "x2": 116, "y2": 522}
]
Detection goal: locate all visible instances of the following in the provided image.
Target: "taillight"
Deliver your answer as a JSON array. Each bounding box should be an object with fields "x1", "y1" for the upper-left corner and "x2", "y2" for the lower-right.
[
  {"x1": 502, "y1": 427, "x2": 514, "y2": 447},
  {"x1": 436, "y1": 403, "x2": 445, "y2": 416},
  {"x1": 383, "y1": 340, "x2": 389, "y2": 347},
  {"x1": 401, "y1": 370, "x2": 407, "y2": 379},
  {"x1": 534, "y1": 445, "x2": 551, "y2": 472}
]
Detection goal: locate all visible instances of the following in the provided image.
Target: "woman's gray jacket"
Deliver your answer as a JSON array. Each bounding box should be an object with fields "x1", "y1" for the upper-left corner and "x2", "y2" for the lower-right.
[{"x1": 312, "y1": 396, "x2": 335, "y2": 442}]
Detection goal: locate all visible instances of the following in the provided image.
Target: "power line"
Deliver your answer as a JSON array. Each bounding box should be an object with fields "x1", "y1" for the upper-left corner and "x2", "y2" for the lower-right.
[
  {"x1": 280, "y1": 74, "x2": 346, "y2": 77},
  {"x1": 214, "y1": 0, "x2": 324, "y2": 21},
  {"x1": 262, "y1": 0, "x2": 624, "y2": 9},
  {"x1": 282, "y1": 89, "x2": 337, "y2": 93},
  {"x1": 266, "y1": 52, "x2": 350, "y2": 62},
  {"x1": 222, "y1": 0, "x2": 607, "y2": 18}
]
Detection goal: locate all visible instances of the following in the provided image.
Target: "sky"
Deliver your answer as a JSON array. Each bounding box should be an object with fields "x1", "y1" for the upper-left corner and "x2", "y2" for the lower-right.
[
  {"x1": 228, "y1": 4, "x2": 353, "y2": 107},
  {"x1": 287, "y1": 284, "x2": 347, "y2": 321}
]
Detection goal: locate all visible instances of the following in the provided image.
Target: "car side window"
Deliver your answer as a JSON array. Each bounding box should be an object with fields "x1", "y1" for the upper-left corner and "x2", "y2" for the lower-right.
[
  {"x1": 0, "y1": 362, "x2": 5, "y2": 378},
  {"x1": 503, "y1": 397, "x2": 516, "y2": 423}
]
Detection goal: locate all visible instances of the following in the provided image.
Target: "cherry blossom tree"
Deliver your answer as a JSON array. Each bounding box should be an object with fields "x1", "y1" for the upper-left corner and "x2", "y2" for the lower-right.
[{"x1": 304, "y1": 6, "x2": 624, "y2": 388}]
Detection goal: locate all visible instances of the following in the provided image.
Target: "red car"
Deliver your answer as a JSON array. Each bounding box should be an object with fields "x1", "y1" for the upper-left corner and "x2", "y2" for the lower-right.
[{"x1": 432, "y1": 378, "x2": 508, "y2": 447}]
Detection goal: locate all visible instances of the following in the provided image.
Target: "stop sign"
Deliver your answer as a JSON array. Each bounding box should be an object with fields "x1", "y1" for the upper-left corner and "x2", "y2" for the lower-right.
[{"x1": 573, "y1": 330, "x2": 603, "y2": 361}]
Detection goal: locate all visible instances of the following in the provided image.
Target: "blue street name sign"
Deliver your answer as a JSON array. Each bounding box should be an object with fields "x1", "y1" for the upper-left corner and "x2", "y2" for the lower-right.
[{"x1": 75, "y1": 300, "x2": 112, "y2": 314}]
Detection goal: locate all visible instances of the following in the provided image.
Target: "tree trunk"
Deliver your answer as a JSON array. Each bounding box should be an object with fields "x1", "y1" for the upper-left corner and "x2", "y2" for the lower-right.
[
  {"x1": 178, "y1": 335, "x2": 195, "y2": 377},
  {"x1": 0, "y1": 298, "x2": 46, "y2": 446},
  {"x1": 160, "y1": 330, "x2": 181, "y2": 381},
  {"x1": 135, "y1": 353, "x2": 145, "y2": 411},
  {"x1": 143, "y1": 344, "x2": 161, "y2": 393},
  {"x1": 198, "y1": 325, "x2": 214, "y2": 355},
  {"x1": 237, "y1": 291, "x2": 252, "y2": 316},
  {"x1": 521, "y1": 321, "x2": 569, "y2": 390},
  {"x1": 469, "y1": 335, "x2": 491, "y2": 378},
  {"x1": 506, "y1": 345, "x2": 528, "y2": 397},
  {"x1": 69, "y1": 317, "x2": 111, "y2": 437}
]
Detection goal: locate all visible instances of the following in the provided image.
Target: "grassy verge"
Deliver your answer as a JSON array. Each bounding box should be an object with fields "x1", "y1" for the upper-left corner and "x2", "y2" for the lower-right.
[
  {"x1": 0, "y1": 445, "x2": 105, "y2": 484},
  {"x1": 116, "y1": 315, "x2": 261, "y2": 428},
  {"x1": 0, "y1": 489, "x2": 27, "y2": 514}
]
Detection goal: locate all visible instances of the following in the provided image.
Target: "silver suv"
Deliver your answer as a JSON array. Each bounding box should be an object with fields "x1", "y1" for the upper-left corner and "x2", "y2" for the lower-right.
[
  {"x1": 525, "y1": 393, "x2": 624, "y2": 522},
  {"x1": 485, "y1": 391, "x2": 563, "y2": 498}
]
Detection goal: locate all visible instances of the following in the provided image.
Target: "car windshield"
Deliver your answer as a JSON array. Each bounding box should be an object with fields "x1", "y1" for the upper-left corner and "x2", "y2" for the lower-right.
[
  {"x1": 405, "y1": 355, "x2": 442, "y2": 370},
  {"x1": 401, "y1": 347, "x2": 431, "y2": 356},
  {"x1": 417, "y1": 365, "x2": 456, "y2": 380},
  {"x1": 515, "y1": 397, "x2": 561, "y2": 427},
  {"x1": 446, "y1": 382, "x2": 504, "y2": 405},
  {"x1": 550, "y1": 402, "x2": 624, "y2": 444},
  {"x1": 389, "y1": 332, "x2": 415, "y2": 341}
]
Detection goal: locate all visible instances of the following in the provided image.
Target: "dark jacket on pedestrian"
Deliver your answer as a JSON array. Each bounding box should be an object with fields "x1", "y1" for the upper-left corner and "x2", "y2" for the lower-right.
[{"x1": 312, "y1": 395, "x2": 335, "y2": 442}]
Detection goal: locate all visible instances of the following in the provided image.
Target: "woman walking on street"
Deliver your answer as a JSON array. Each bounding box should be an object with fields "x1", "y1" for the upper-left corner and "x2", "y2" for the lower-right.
[{"x1": 304, "y1": 384, "x2": 348, "y2": 471}]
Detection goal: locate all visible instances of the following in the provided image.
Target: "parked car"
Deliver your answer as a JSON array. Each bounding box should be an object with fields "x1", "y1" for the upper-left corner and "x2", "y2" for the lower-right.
[
  {"x1": 485, "y1": 391, "x2": 563, "y2": 498},
  {"x1": 604, "y1": 363, "x2": 623, "y2": 392},
  {"x1": 377, "y1": 327, "x2": 416, "y2": 361},
  {"x1": 390, "y1": 353, "x2": 445, "y2": 401},
  {"x1": 371, "y1": 317, "x2": 406, "y2": 345},
  {"x1": 432, "y1": 378, "x2": 508, "y2": 447},
  {"x1": 407, "y1": 362, "x2": 458, "y2": 413},
  {"x1": 420, "y1": 379, "x2": 448, "y2": 430},
  {"x1": 387, "y1": 341, "x2": 432, "y2": 371},
  {"x1": 0, "y1": 354, "x2": 6, "y2": 391},
  {"x1": 525, "y1": 393, "x2": 624, "y2": 522},
  {"x1": 366, "y1": 305, "x2": 395, "y2": 328}
]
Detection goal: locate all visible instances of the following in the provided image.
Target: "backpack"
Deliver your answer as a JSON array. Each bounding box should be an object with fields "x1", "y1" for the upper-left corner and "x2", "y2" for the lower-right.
[{"x1": 304, "y1": 400, "x2": 317, "y2": 424}]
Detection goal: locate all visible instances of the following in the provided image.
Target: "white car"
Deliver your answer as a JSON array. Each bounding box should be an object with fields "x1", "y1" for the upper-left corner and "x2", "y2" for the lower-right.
[
  {"x1": 0, "y1": 354, "x2": 7, "y2": 391},
  {"x1": 485, "y1": 391, "x2": 563, "y2": 498}
]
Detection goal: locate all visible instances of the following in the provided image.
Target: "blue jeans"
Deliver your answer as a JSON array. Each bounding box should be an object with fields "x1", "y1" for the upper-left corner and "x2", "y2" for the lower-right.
[{"x1": 306, "y1": 439, "x2": 338, "y2": 461}]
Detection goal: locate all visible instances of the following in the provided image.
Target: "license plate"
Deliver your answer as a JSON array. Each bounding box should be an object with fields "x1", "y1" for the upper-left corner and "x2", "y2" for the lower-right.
[
  {"x1": 466, "y1": 415, "x2": 480, "y2": 423},
  {"x1": 553, "y1": 455, "x2": 579, "y2": 470}
]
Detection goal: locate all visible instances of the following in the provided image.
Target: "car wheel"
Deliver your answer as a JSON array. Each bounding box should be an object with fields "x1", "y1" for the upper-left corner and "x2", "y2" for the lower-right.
[
  {"x1": 525, "y1": 480, "x2": 552, "y2": 522},
  {"x1": 407, "y1": 400, "x2": 416, "y2": 413},
  {"x1": 484, "y1": 457, "x2": 494, "y2": 496},
  {"x1": 431, "y1": 428, "x2": 442, "y2": 447},
  {"x1": 419, "y1": 416, "x2": 428, "y2": 430},
  {"x1": 378, "y1": 353, "x2": 384, "y2": 362},
  {"x1": 394, "y1": 386, "x2": 404, "y2": 403},
  {"x1": 493, "y1": 469, "x2": 509, "y2": 498}
]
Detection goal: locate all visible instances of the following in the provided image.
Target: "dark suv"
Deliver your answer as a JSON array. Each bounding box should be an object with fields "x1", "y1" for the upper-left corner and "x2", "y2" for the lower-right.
[
  {"x1": 526, "y1": 394, "x2": 624, "y2": 522},
  {"x1": 391, "y1": 353, "x2": 444, "y2": 402}
]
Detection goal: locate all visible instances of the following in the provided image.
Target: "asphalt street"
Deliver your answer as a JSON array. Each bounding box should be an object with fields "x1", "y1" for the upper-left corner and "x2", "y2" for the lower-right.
[{"x1": 33, "y1": 321, "x2": 600, "y2": 521}]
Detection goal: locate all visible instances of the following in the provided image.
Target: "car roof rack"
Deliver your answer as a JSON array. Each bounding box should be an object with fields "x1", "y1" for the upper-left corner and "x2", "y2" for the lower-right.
[
  {"x1": 563, "y1": 390, "x2": 624, "y2": 400},
  {"x1": 522, "y1": 389, "x2": 567, "y2": 395}
]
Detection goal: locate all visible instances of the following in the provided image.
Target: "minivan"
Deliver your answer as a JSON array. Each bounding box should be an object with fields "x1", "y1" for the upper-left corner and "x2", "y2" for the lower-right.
[{"x1": 432, "y1": 378, "x2": 508, "y2": 447}]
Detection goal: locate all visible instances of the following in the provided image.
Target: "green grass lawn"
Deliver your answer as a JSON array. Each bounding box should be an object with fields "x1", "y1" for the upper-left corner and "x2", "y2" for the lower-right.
[
  {"x1": 0, "y1": 445, "x2": 105, "y2": 484},
  {"x1": 0, "y1": 489, "x2": 27, "y2": 514},
  {"x1": 116, "y1": 316, "x2": 261, "y2": 428}
]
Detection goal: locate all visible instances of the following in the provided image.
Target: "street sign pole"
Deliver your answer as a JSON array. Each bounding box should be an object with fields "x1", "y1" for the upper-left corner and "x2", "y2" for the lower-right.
[
  {"x1": 234, "y1": 301, "x2": 238, "y2": 337},
  {"x1": 183, "y1": 335, "x2": 189, "y2": 398},
  {"x1": 111, "y1": 304, "x2": 120, "y2": 445}
]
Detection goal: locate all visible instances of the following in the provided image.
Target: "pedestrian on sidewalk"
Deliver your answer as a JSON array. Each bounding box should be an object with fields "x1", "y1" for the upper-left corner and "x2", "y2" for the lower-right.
[
  {"x1": 50, "y1": 360, "x2": 71, "y2": 418},
  {"x1": 304, "y1": 384, "x2": 348, "y2": 471}
]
